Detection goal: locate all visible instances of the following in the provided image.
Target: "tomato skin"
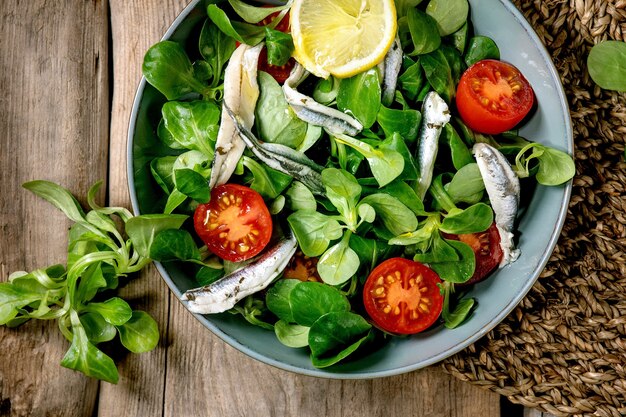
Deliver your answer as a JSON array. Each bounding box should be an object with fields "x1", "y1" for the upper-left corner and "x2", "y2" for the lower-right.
[
  {"x1": 193, "y1": 184, "x2": 272, "y2": 262},
  {"x1": 442, "y1": 223, "x2": 503, "y2": 285},
  {"x1": 456, "y1": 59, "x2": 534, "y2": 134},
  {"x1": 258, "y1": 49, "x2": 296, "y2": 84},
  {"x1": 363, "y1": 258, "x2": 443, "y2": 335}
]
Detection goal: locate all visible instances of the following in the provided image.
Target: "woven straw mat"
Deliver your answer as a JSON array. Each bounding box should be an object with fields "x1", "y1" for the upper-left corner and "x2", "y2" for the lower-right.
[{"x1": 442, "y1": 1, "x2": 626, "y2": 416}]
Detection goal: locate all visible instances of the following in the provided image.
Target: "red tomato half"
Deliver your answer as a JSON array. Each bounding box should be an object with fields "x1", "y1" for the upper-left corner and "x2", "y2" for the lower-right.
[
  {"x1": 194, "y1": 184, "x2": 272, "y2": 262},
  {"x1": 442, "y1": 223, "x2": 503, "y2": 285},
  {"x1": 363, "y1": 258, "x2": 443, "y2": 335},
  {"x1": 456, "y1": 59, "x2": 534, "y2": 134}
]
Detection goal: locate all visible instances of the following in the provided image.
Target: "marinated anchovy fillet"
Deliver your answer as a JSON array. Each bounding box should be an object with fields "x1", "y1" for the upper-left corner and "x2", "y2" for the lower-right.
[
  {"x1": 224, "y1": 105, "x2": 326, "y2": 195},
  {"x1": 415, "y1": 91, "x2": 451, "y2": 200},
  {"x1": 209, "y1": 43, "x2": 263, "y2": 188},
  {"x1": 473, "y1": 142, "x2": 521, "y2": 266},
  {"x1": 283, "y1": 63, "x2": 363, "y2": 136},
  {"x1": 182, "y1": 228, "x2": 297, "y2": 314},
  {"x1": 380, "y1": 36, "x2": 403, "y2": 107}
]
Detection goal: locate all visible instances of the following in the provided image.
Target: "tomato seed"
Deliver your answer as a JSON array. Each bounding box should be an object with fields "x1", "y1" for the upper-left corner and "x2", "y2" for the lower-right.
[{"x1": 383, "y1": 305, "x2": 392, "y2": 314}]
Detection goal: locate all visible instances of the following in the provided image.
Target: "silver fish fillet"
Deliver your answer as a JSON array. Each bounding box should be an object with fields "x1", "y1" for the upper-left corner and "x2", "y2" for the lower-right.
[
  {"x1": 209, "y1": 43, "x2": 263, "y2": 188},
  {"x1": 473, "y1": 142, "x2": 521, "y2": 267},
  {"x1": 283, "y1": 63, "x2": 363, "y2": 136},
  {"x1": 181, "y1": 229, "x2": 297, "y2": 314},
  {"x1": 380, "y1": 36, "x2": 403, "y2": 107},
  {"x1": 415, "y1": 91, "x2": 451, "y2": 200}
]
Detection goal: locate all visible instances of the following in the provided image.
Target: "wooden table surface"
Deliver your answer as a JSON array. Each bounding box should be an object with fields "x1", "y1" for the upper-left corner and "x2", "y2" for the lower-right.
[{"x1": 0, "y1": 1, "x2": 549, "y2": 416}]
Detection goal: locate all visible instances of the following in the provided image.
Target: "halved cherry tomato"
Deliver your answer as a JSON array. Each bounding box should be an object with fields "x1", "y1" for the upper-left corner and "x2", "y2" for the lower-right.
[
  {"x1": 442, "y1": 222, "x2": 503, "y2": 285},
  {"x1": 193, "y1": 184, "x2": 272, "y2": 262},
  {"x1": 282, "y1": 251, "x2": 321, "y2": 282},
  {"x1": 456, "y1": 59, "x2": 534, "y2": 134},
  {"x1": 363, "y1": 258, "x2": 443, "y2": 335}
]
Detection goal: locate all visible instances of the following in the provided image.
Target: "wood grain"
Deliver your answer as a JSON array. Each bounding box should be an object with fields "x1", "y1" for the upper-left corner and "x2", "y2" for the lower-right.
[
  {"x1": 102, "y1": 1, "x2": 502, "y2": 417},
  {"x1": 0, "y1": 0, "x2": 108, "y2": 416}
]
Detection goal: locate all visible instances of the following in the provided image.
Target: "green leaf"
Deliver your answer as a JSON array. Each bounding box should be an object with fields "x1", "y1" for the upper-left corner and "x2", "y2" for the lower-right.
[
  {"x1": 440, "y1": 203, "x2": 493, "y2": 234},
  {"x1": 22, "y1": 181, "x2": 86, "y2": 223},
  {"x1": 536, "y1": 147, "x2": 576, "y2": 186},
  {"x1": 587, "y1": 40, "x2": 626, "y2": 91},
  {"x1": 421, "y1": 48, "x2": 455, "y2": 103},
  {"x1": 427, "y1": 239, "x2": 475, "y2": 283},
  {"x1": 287, "y1": 211, "x2": 343, "y2": 257},
  {"x1": 446, "y1": 163, "x2": 486, "y2": 204},
  {"x1": 75, "y1": 262, "x2": 107, "y2": 303},
  {"x1": 84, "y1": 297, "x2": 132, "y2": 326},
  {"x1": 274, "y1": 320, "x2": 310, "y2": 348},
  {"x1": 125, "y1": 214, "x2": 188, "y2": 258},
  {"x1": 332, "y1": 134, "x2": 404, "y2": 187},
  {"x1": 337, "y1": 68, "x2": 381, "y2": 129},
  {"x1": 441, "y1": 123, "x2": 473, "y2": 170},
  {"x1": 61, "y1": 313, "x2": 119, "y2": 384},
  {"x1": 199, "y1": 19, "x2": 236, "y2": 87},
  {"x1": 174, "y1": 168, "x2": 210, "y2": 203},
  {"x1": 285, "y1": 181, "x2": 317, "y2": 211},
  {"x1": 151, "y1": 156, "x2": 177, "y2": 194},
  {"x1": 149, "y1": 229, "x2": 201, "y2": 262},
  {"x1": 266, "y1": 279, "x2": 300, "y2": 323},
  {"x1": 322, "y1": 168, "x2": 361, "y2": 228},
  {"x1": 290, "y1": 282, "x2": 351, "y2": 327},
  {"x1": 0, "y1": 283, "x2": 44, "y2": 325},
  {"x1": 161, "y1": 100, "x2": 220, "y2": 158},
  {"x1": 116, "y1": 311, "x2": 159, "y2": 354},
  {"x1": 80, "y1": 312, "x2": 117, "y2": 344},
  {"x1": 378, "y1": 133, "x2": 419, "y2": 180},
  {"x1": 398, "y1": 61, "x2": 425, "y2": 101},
  {"x1": 359, "y1": 193, "x2": 418, "y2": 235},
  {"x1": 207, "y1": 4, "x2": 266, "y2": 45},
  {"x1": 309, "y1": 311, "x2": 372, "y2": 367},
  {"x1": 443, "y1": 296, "x2": 475, "y2": 329},
  {"x1": 265, "y1": 27, "x2": 294, "y2": 66},
  {"x1": 406, "y1": 8, "x2": 441, "y2": 55},
  {"x1": 464, "y1": 36, "x2": 500, "y2": 67},
  {"x1": 228, "y1": 0, "x2": 289, "y2": 24},
  {"x1": 317, "y1": 234, "x2": 360, "y2": 286},
  {"x1": 394, "y1": 0, "x2": 424, "y2": 18},
  {"x1": 376, "y1": 105, "x2": 421, "y2": 143},
  {"x1": 313, "y1": 76, "x2": 340, "y2": 104},
  {"x1": 255, "y1": 71, "x2": 308, "y2": 148},
  {"x1": 195, "y1": 266, "x2": 224, "y2": 286},
  {"x1": 142, "y1": 41, "x2": 207, "y2": 100},
  {"x1": 242, "y1": 156, "x2": 293, "y2": 199},
  {"x1": 425, "y1": 0, "x2": 469, "y2": 36}
]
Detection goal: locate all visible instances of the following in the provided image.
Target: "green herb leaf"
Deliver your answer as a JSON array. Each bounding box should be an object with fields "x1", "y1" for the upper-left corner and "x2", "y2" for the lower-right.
[
  {"x1": 264, "y1": 27, "x2": 294, "y2": 66},
  {"x1": 337, "y1": 68, "x2": 381, "y2": 129},
  {"x1": 587, "y1": 40, "x2": 626, "y2": 91},
  {"x1": 287, "y1": 211, "x2": 343, "y2": 257},
  {"x1": 22, "y1": 181, "x2": 86, "y2": 224},
  {"x1": 309, "y1": 311, "x2": 372, "y2": 367},
  {"x1": 142, "y1": 41, "x2": 207, "y2": 100},
  {"x1": 317, "y1": 233, "x2": 360, "y2": 286},
  {"x1": 406, "y1": 8, "x2": 441, "y2": 55},
  {"x1": 150, "y1": 229, "x2": 201, "y2": 262},
  {"x1": 290, "y1": 282, "x2": 351, "y2": 327},
  {"x1": 116, "y1": 311, "x2": 159, "y2": 354},
  {"x1": 274, "y1": 320, "x2": 310, "y2": 348},
  {"x1": 84, "y1": 298, "x2": 132, "y2": 326},
  {"x1": 266, "y1": 279, "x2": 300, "y2": 323},
  {"x1": 464, "y1": 36, "x2": 500, "y2": 67},
  {"x1": 125, "y1": 214, "x2": 188, "y2": 258},
  {"x1": 425, "y1": 0, "x2": 469, "y2": 36},
  {"x1": 359, "y1": 193, "x2": 418, "y2": 235}
]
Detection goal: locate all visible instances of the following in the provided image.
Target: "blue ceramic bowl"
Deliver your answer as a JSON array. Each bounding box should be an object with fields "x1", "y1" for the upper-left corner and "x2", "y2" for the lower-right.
[{"x1": 128, "y1": 0, "x2": 572, "y2": 379}]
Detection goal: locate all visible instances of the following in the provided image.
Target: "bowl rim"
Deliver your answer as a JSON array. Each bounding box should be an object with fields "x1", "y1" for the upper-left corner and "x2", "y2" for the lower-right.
[{"x1": 127, "y1": 0, "x2": 573, "y2": 379}]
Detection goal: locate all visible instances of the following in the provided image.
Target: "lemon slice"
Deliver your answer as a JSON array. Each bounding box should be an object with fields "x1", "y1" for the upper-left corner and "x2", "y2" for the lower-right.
[{"x1": 290, "y1": 0, "x2": 397, "y2": 79}]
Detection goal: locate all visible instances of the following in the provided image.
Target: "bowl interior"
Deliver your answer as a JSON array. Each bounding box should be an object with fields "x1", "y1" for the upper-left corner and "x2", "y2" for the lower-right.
[{"x1": 128, "y1": 0, "x2": 572, "y2": 379}]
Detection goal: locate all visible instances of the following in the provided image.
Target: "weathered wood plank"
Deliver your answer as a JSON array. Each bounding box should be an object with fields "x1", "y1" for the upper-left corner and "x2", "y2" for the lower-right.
[
  {"x1": 98, "y1": 1, "x2": 190, "y2": 416},
  {"x1": 0, "y1": 0, "x2": 109, "y2": 416}
]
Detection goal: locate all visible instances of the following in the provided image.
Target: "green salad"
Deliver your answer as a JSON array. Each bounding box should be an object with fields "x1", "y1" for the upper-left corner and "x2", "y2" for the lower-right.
[{"x1": 136, "y1": 0, "x2": 575, "y2": 368}]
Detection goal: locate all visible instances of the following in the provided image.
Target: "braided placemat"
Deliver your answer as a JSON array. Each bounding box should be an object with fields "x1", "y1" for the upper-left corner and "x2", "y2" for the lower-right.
[{"x1": 442, "y1": 1, "x2": 626, "y2": 416}]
